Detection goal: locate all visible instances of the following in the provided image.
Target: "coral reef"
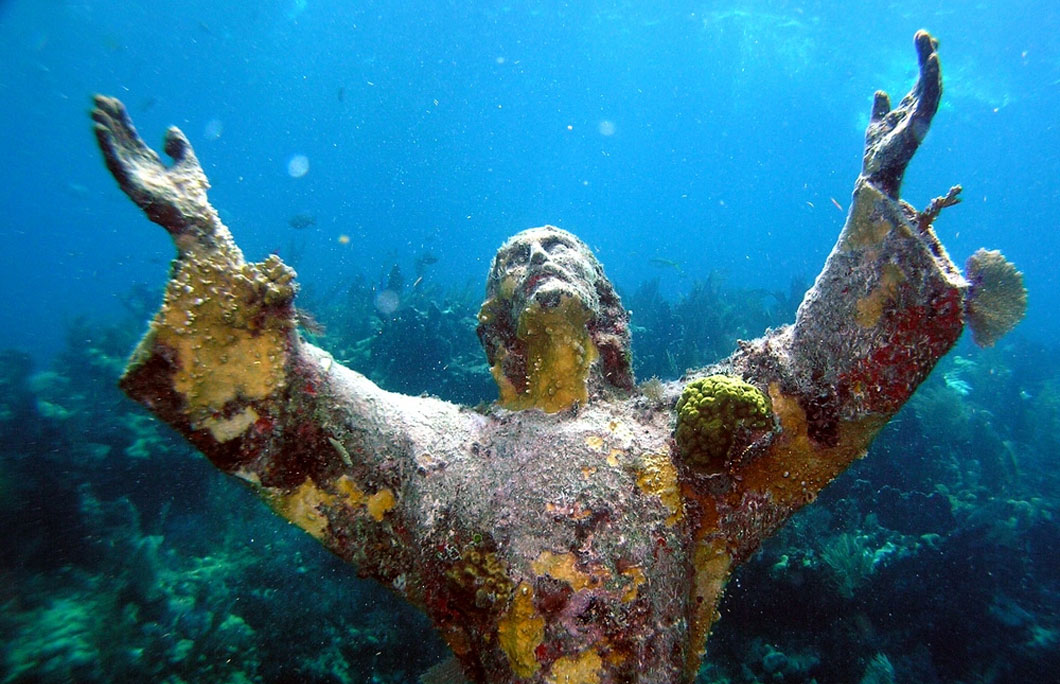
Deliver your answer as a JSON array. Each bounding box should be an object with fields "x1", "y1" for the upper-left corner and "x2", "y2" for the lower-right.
[
  {"x1": 818, "y1": 532, "x2": 877, "y2": 599},
  {"x1": 1, "y1": 334, "x2": 447, "y2": 683},
  {"x1": 1, "y1": 223, "x2": 1052, "y2": 683},
  {"x1": 296, "y1": 270, "x2": 493, "y2": 406},
  {"x1": 699, "y1": 334, "x2": 1060, "y2": 683},
  {"x1": 625, "y1": 273, "x2": 801, "y2": 380}
]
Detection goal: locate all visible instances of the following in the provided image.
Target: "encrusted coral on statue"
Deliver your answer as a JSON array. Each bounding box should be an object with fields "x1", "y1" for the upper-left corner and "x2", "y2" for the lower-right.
[
  {"x1": 489, "y1": 295, "x2": 598, "y2": 412},
  {"x1": 675, "y1": 375, "x2": 774, "y2": 472}
]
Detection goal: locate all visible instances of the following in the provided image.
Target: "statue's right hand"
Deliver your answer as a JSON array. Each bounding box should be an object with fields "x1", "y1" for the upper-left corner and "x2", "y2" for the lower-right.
[{"x1": 92, "y1": 95, "x2": 213, "y2": 239}]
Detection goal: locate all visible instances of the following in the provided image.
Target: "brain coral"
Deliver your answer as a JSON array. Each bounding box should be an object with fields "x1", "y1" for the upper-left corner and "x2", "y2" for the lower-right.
[{"x1": 675, "y1": 375, "x2": 774, "y2": 471}]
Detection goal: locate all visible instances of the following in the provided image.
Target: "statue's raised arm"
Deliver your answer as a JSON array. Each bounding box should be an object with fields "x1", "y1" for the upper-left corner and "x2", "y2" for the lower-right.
[
  {"x1": 94, "y1": 31, "x2": 1025, "y2": 684},
  {"x1": 92, "y1": 94, "x2": 485, "y2": 588},
  {"x1": 676, "y1": 32, "x2": 1025, "y2": 668}
]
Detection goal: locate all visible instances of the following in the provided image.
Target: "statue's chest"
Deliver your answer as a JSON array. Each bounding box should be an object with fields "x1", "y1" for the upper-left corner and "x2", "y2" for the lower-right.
[
  {"x1": 442, "y1": 405, "x2": 686, "y2": 577},
  {"x1": 415, "y1": 404, "x2": 694, "y2": 683}
]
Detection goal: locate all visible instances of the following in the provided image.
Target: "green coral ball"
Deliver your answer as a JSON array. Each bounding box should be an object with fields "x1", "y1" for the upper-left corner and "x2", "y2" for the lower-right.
[{"x1": 675, "y1": 375, "x2": 773, "y2": 470}]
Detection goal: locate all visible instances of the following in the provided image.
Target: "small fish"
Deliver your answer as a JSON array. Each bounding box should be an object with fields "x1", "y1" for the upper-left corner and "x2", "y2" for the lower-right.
[
  {"x1": 415, "y1": 252, "x2": 440, "y2": 277},
  {"x1": 419, "y1": 657, "x2": 468, "y2": 684},
  {"x1": 328, "y1": 437, "x2": 353, "y2": 467},
  {"x1": 649, "y1": 257, "x2": 684, "y2": 275},
  {"x1": 288, "y1": 212, "x2": 316, "y2": 230},
  {"x1": 830, "y1": 197, "x2": 844, "y2": 212},
  {"x1": 337, "y1": 86, "x2": 345, "y2": 103}
]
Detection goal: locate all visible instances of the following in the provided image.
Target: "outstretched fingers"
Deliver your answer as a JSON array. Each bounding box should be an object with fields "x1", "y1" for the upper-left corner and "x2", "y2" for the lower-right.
[
  {"x1": 861, "y1": 31, "x2": 944, "y2": 198},
  {"x1": 163, "y1": 126, "x2": 207, "y2": 179},
  {"x1": 910, "y1": 30, "x2": 942, "y2": 140},
  {"x1": 870, "y1": 91, "x2": 891, "y2": 124},
  {"x1": 92, "y1": 94, "x2": 221, "y2": 244},
  {"x1": 92, "y1": 95, "x2": 164, "y2": 198}
]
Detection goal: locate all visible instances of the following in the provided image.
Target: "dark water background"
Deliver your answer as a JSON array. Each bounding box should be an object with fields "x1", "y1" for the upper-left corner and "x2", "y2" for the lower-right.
[{"x1": 1, "y1": 1, "x2": 1058, "y2": 683}]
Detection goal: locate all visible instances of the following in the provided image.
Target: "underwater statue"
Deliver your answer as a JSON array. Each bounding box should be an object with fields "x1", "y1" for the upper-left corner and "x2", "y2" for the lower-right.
[{"x1": 92, "y1": 31, "x2": 1025, "y2": 684}]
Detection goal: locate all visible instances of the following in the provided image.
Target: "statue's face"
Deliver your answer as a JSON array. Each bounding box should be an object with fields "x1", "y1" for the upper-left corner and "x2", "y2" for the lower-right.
[
  {"x1": 477, "y1": 226, "x2": 634, "y2": 411},
  {"x1": 489, "y1": 226, "x2": 600, "y2": 312}
]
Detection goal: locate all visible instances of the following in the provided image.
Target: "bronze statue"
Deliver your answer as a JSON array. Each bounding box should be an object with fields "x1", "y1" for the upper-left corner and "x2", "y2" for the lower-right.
[{"x1": 92, "y1": 31, "x2": 1024, "y2": 684}]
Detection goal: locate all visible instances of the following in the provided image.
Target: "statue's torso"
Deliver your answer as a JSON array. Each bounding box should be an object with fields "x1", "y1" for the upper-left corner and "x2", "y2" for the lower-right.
[{"x1": 393, "y1": 397, "x2": 697, "y2": 682}]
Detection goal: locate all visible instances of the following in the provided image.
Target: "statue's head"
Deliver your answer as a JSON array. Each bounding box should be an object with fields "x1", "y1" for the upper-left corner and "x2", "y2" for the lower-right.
[{"x1": 476, "y1": 226, "x2": 633, "y2": 412}]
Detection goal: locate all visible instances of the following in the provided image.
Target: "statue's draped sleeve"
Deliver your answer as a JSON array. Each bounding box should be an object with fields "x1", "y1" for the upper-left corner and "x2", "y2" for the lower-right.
[
  {"x1": 91, "y1": 95, "x2": 482, "y2": 610},
  {"x1": 680, "y1": 32, "x2": 1021, "y2": 670}
]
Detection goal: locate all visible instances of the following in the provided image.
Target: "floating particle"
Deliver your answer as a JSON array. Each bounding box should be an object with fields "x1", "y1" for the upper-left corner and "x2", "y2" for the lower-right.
[
  {"x1": 204, "y1": 118, "x2": 224, "y2": 140},
  {"x1": 374, "y1": 289, "x2": 400, "y2": 315},
  {"x1": 287, "y1": 154, "x2": 310, "y2": 178}
]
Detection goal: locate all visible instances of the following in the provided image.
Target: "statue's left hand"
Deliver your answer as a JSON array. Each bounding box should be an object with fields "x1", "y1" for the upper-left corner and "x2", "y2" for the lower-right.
[{"x1": 860, "y1": 30, "x2": 942, "y2": 198}]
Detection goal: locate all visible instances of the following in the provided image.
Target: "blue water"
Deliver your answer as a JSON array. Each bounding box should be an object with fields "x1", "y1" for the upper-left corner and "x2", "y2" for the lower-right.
[
  {"x1": 2, "y1": 2, "x2": 1058, "y2": 683},
  {"x1": 3, "y1": 0, "x2": 1057, "y2": 361}
]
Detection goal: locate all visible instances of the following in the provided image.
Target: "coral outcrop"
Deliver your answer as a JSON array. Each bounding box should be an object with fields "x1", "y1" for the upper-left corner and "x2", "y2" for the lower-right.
[
  {"x1": 964, "y1": 248, "x2": 1027, "y2": 347},
  {"x1": 675, "y1": 375, "x2": 774, "y2": 472}
]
